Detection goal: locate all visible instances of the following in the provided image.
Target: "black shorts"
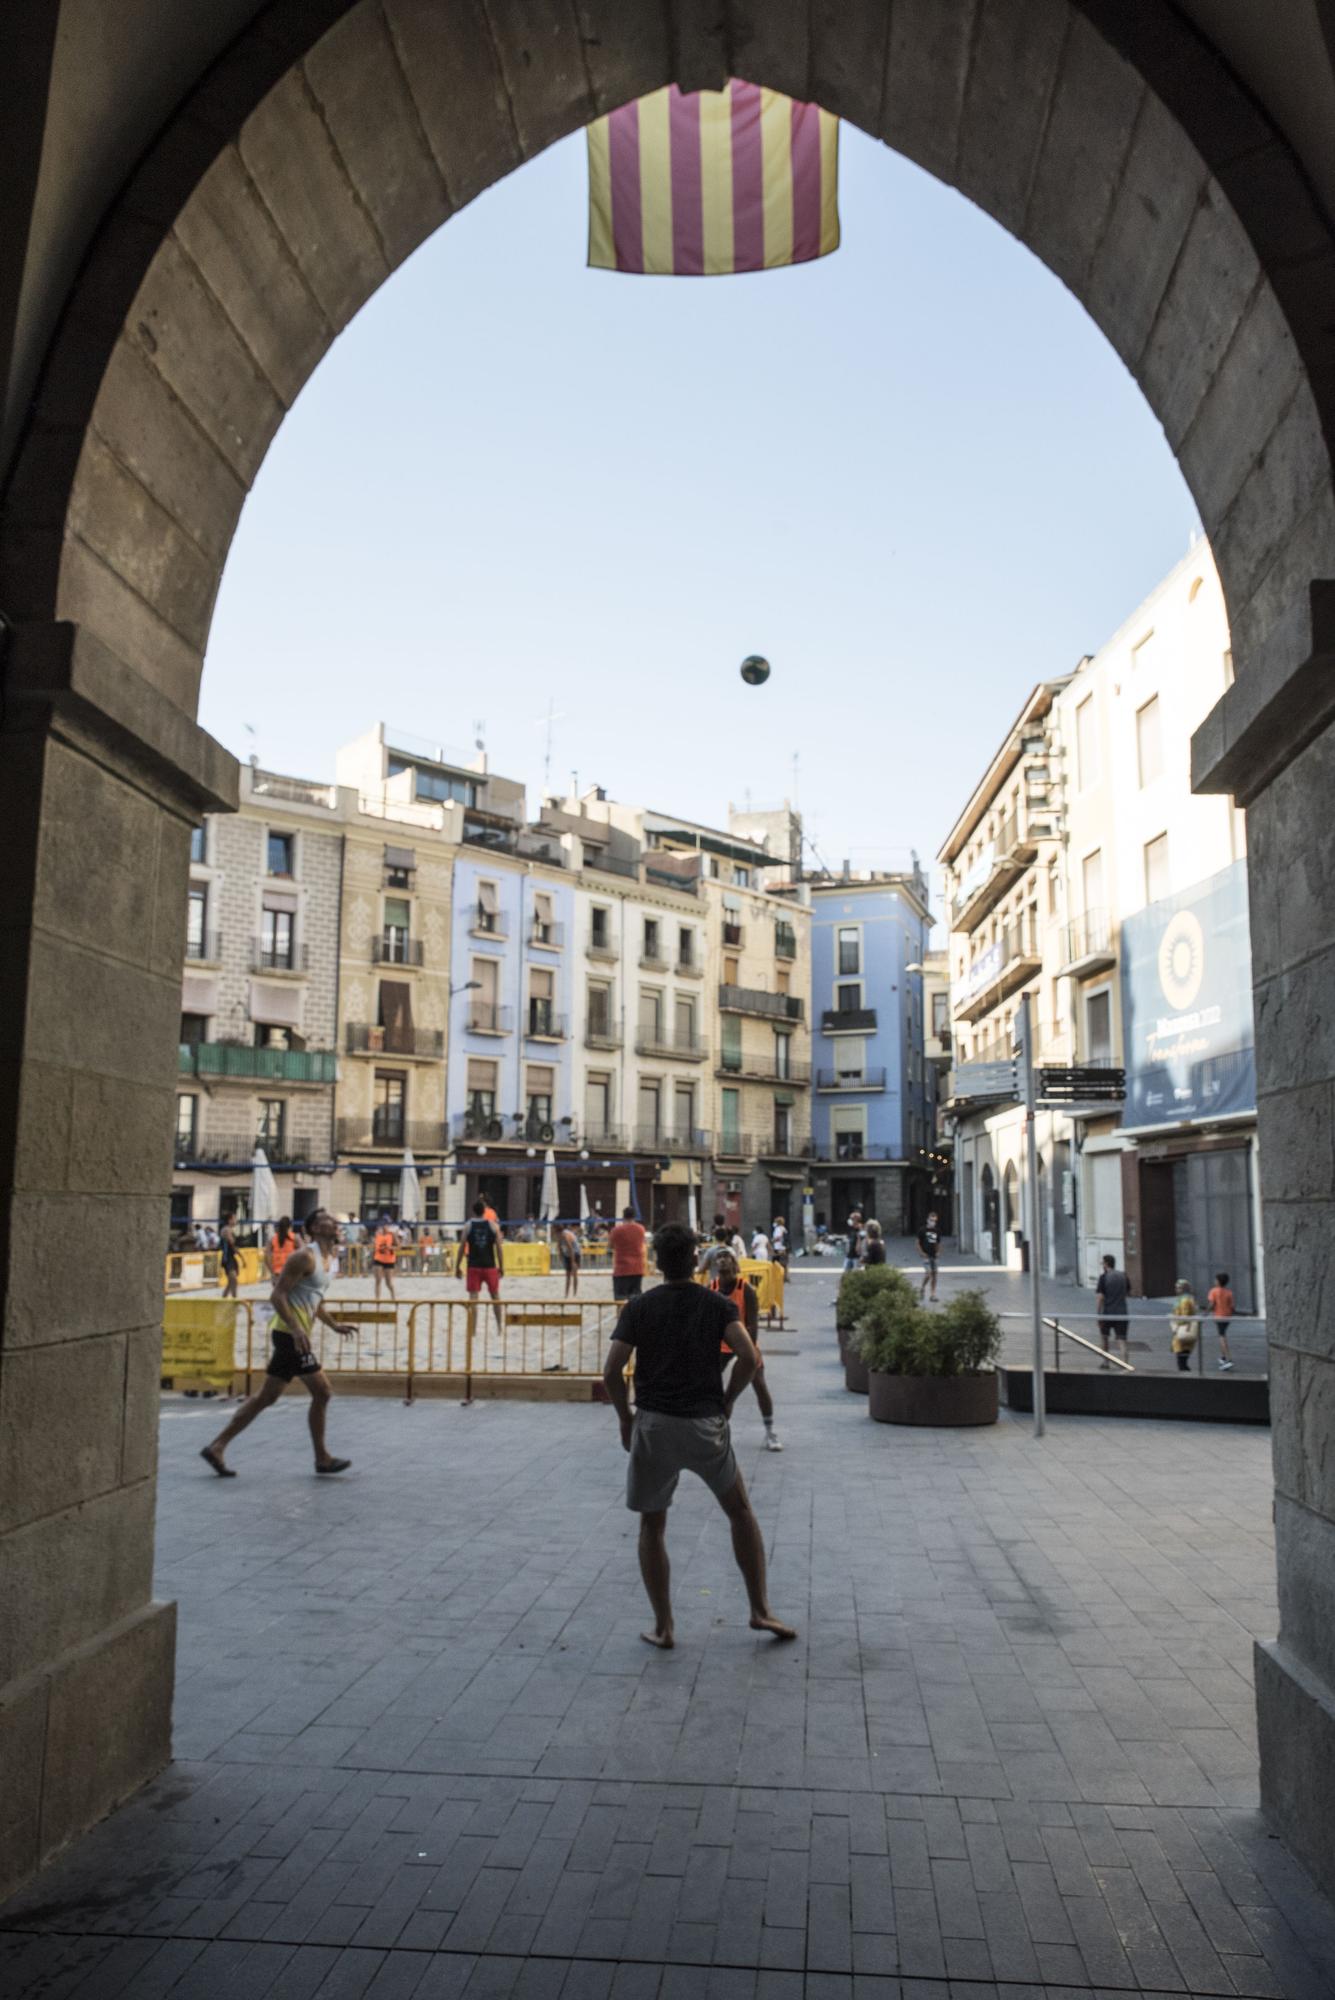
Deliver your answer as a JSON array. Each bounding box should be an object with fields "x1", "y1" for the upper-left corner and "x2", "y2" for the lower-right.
[
  {"x1": 613, "y1": 1274, "x2": 643, "y2": 1301},
  {"x1": 1098, "y1": 1318, "x2": 1128, "y2": 1341},
  {"x1": 267, "y1": 1332, "x2": 324, "y2": 1382}
]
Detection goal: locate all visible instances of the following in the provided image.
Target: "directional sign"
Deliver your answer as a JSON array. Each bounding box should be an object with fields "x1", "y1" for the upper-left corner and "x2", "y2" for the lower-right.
[{"x1": 1037, "y1": 1066, "x2": 1126, "y2": 1104}]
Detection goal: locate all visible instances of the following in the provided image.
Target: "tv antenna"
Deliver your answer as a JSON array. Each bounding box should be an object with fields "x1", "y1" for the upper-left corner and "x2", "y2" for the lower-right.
[{"x1": 534, "y1": 698, "x2": 565, "y2": 795}]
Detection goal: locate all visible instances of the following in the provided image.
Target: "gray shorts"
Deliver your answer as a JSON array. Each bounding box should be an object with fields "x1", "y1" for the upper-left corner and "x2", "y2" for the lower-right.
[{"x1": 626, "y1": 1409, "x2": 738, "y2": 1514}]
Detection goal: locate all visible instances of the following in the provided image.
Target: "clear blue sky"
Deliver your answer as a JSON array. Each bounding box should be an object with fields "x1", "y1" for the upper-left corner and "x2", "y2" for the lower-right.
[{"x1": 202, "y1": 123, "x2": 1199, "y2": 880}]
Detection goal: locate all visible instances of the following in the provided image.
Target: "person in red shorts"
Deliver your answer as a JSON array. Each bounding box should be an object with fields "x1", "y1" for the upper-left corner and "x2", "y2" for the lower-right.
[{"x1": 455, "y1": 1197, "x2": 505, "y2": 1332}]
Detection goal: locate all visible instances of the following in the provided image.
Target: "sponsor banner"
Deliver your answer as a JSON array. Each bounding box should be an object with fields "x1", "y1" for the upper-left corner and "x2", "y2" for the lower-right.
[{"x1": 1119, "y1": 860, "x2": 1255, "y2": 1127}]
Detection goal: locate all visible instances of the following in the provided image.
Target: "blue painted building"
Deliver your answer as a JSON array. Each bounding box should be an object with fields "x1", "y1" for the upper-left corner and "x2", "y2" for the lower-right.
[
  {"x1": 447, "y1": 851, "x2": 577, "y2": 1222},
  {"x1": 808, "y1": 869, "x2": 934, "y2": 1236}
]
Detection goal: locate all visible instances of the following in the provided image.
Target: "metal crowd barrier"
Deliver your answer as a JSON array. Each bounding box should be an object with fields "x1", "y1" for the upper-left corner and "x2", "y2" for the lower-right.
[{"x1": 997, "y1": 1310, "x2": 1267, "y2": 1375}]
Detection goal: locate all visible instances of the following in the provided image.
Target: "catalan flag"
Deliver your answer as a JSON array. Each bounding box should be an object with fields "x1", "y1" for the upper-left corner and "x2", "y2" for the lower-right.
[{"x1": 587, "y1": 81, "x2": 839, "y2": 276}]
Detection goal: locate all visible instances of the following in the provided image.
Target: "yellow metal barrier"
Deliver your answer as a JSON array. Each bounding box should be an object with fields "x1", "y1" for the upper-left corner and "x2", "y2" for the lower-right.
[
  {"x1": 162, "y1": 1296, "x2": 237, "y2": 1389},
  {"x1": 501, "y1": 1242, "x2": 552, "y2": 1277},
  {"x1": 740, "y1": 1258, "x2": 785, "y2": 1323}
]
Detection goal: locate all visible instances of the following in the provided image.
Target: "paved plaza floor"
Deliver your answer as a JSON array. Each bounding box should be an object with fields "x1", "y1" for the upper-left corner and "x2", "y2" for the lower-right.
[{"x1": 4, "y1": 1271, "x2": 1332, "y2": 1999}]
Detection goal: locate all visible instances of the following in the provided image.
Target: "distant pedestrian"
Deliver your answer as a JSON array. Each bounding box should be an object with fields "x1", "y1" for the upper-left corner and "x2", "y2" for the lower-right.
[
  {"x1": 456, "y1": 1198, "x2": 505, "y2": 1331},
  {"x1": 219, "y1": 1210, "x2": 240, "y2": 1299},
  {"x1": 750, "y1": 1226, "x2": 771, "y2": 1261},
  {"x1": 372, "y1": 1217, "x2": 398, "y2": 1302},
  {"x1": 713, "y1": 1249, "x2": 782, "y2": 1451},
  {"x1": 843, "y1": 1211, "x2": 864, "y2": 1273},
  {"x1": 862, "y1": 1219, "x2": 886, "y2": 1266},
  {"x1": 601, "y1": 1222, "x2": 795, "y2": 1649},
  {"x1": 1170, "y1": 1279, "x2": 1199, "y2": 1371},
  {"x1": 1095, "y1": 1253, "x2": 1130, "y2": 1366},
  {"x1": 265, "y1": 1216, "x2": 299, "y2": 1284},
  {"x1": 771, "y1": 1218, "x2": 789, "y2": 1269},
  {"x1": 610, "y1": 1206, "x2": 647, "y2": 1306},
  {"x1": 201, "y1": 1209, "x2": 355, "y2": 1478},
  {"x1": 917, "y1": 1211, "x2": 942, "y2": 1301},
  {"x1": 1207, "y1": 1272, "x2": 1236, "y2": 1370},
  {"x1": 699, "y1": 1222, "x2": 732, "y2": 1281},
  {"x1": 558, "y1": 1222, "x2": 581, "y2": 1298}
]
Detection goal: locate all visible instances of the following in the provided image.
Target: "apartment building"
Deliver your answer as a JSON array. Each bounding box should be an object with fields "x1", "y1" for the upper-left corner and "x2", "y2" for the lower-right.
[
  {"x1": 808, "y1": 869, "x2": 935, "y2": 1236},
  {"x1": 938, "y1": 680, "x2": 1077, "y2": 1276},
  {"x1": 1051, "y1": 546, "x2": 1259, "y2": 1306},
  {"x1": 174, "y1": 764, "x2": 341, "y2": 1230}
]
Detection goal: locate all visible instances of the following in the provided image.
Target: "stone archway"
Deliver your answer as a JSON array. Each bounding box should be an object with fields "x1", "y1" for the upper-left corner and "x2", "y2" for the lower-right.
[{"x1": 3, "y1": 0, "x2": 1335, "y2": 1902}]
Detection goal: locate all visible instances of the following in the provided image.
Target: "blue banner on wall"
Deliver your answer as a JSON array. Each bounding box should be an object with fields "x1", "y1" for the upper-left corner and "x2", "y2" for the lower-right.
[{"x1": 1119, "y1": 860, "x2": 1255, "y2": 1128}]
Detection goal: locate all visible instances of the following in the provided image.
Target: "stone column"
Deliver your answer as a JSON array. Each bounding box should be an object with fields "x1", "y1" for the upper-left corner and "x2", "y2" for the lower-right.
[
  {"x1": 1194, "y1": 583, "x2": 1335, "y2": 1901},
  {"x1": 0, "y1": 620, "x2": 237, "y2": 1900}
]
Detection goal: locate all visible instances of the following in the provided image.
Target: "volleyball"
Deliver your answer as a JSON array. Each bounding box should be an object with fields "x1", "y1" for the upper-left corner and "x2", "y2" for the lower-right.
[{"x1": 740, "y1": 654, "x2": 771, "y2": 686}]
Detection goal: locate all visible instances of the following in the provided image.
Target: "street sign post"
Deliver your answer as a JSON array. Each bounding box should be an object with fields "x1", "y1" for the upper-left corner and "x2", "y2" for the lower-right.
[{"x1": 1018, "y1": 995, "x2": 1045, "y2": 1439}]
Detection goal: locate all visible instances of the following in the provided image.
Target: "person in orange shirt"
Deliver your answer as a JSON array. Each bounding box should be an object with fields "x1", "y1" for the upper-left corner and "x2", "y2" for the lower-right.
[
  {"x1": 609, "y1": 1206, "x2": 647, "y2": 1306},
  {"x1": 1207, "y1": 1271, "x2": 1236, "y2": 1370},
  {"x1": 265, "y1": 1217, "x2": 299, "y2": 1283},
  {"x1": 372, "y1": 1217, "x2": 398, "y2": 1302},
  {"x1": 712, "y1": 1250, "x2": 782, "y2": 1451}
]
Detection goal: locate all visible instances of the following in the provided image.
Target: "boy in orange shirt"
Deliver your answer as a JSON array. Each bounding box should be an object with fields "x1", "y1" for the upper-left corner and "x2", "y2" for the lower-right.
[{"x1": 1207, "y1": 1271, "x2": 1236, "y2": 1370}]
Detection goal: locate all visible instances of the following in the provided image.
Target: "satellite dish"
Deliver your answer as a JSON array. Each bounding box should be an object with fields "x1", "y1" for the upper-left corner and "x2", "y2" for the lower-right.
[{"x1": 740, "y1": 654, "x2": 771, "y2": 686}]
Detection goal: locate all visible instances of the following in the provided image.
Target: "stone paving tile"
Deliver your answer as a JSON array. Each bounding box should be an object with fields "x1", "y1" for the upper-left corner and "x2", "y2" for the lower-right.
[{"x1": 4, "y1": 1271, "x2": 1335, "y2": 1998}]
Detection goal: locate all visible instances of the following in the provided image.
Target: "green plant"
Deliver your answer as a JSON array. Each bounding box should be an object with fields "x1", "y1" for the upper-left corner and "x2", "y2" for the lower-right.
[
  {"x1": 835, "y1": 1263, "x2": 912, "y2": 1330},
  {"x1": 855, "y1": 1286, "x2": 1001, "y2": 1377}
]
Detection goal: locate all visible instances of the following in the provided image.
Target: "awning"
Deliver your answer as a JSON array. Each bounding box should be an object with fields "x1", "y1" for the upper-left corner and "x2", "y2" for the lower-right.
[
  {"x1": 478, "y1": 879, "x2": 499, "y2": 913},
  {"x1": 248, "y1": 979, "x2": 304, "y2": 1028},
  {"x1": 262, "y1": 888, "x2": 298, "y2": 915},
  {"x1": 534, "y1": 889, "x2": 554, "y2": 922},
  {"x1": 774, "y1": 1091, "x2": 796, "y2": 1106},
  {"x1": 384, "y1": 844, "x2": 416, "y2": 869},
  {"x1": 182, "y1": 972, "x2": 218, "y2": 1015}
]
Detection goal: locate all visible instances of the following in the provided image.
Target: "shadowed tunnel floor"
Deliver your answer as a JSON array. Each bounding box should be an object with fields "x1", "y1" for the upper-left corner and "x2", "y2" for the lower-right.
[{"x1": 4, "y1": 1270, "x2": 1335, "y2": 1998}]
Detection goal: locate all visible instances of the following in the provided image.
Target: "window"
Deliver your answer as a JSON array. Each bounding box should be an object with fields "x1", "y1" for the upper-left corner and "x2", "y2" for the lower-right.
[
  {"x1": 678, "y1": 926, "x2": 694, "y2": 968},
  {"x1": 386, "y1": 863, "x2": 412, "y2": 890},
  {"x1": 735, "y1": 866, "x2": 751, "y2": 888},
  {"x1": 180, "y1": 1012, "x2": 208, "y2": 1047},
  {"x1": 261, "y1": 906, "x2": 294, "y2": 969},
  {"x1": 722, "y1": 896, "x2": 743, "y2": 946},
  {"x1": 707, "y1": 857, "x2": 720, "y2": 879},
  {"x1": 528, "y1": 966, "x2": 555, "y2": 1035},
  {"x1": 774, "y1": 1032, "x2": 792, "y2": 1079},
  {"x1": 267, "y1": 831, "x2": 293, "y2": 876},
  {"x1": 383, "y1": 896, "x2": 410, "y2": 961},
  {"x1": 1085, "y1": 989, "x2": 1113, "y2": 1063},
  {"x1": 837, "y1": 926, "x2": 860, "y2": 976},
  {"x1": 389, "y1": 758, "x2": 478, "y2": 807},
  {"x1": 673, "y1": 995, "x2": 696, "y2": 1050},
  {"x1": 831, "y1": 1107, "x2": 865, "y2": 1160},
  {"x1": 526, "y1": 1065, "x2": 555, "y2": 1131},
  {"x1": 835, "y1": 981, "x2": 862, "y2": 1013},
  {"x1": 470, "y1": 955, "x2": 500, "y2": 1029},
  {"x1": 721, "y1": 1014, "x2": 742, "y2": 1070},
  {"x1": 1047, "y1": 860, "x2": 1059, "y2": 916},
  {"x1": 425, "y1": 1186, "x2": 440, "y2": 1223},
  {"x1": 585, "y1": 1074, "x2": 612, "y2": 1138},
  {"x1": 378, "y1": 977, "x2": 414, "y2": 1053},
  {"x1": 638, "y1": 987, "x2": 663, "y2": 1040},
  {"x1": 720, "y1": 1087, "x2": 740, "y2": 1151},
  {"x1": 186, "y1": 888, "x2": 207, "y2": 958},
  {"x1": 189, "y1": 825, "x2": 206, "y2": 864},
  {"x1": 591, "y1": 905, "x2": 610, "y2": 948},
  {"x1": 642, "y1": 917, "x2": 661, "y2": 962},
  {"x1": 1075, "y1": 693, "x2": 1099, "y2": 790},
  {"x1": 1081, "y1": 848, "x2": 1104, "y2": 915},
  {"x1": 723, "y1": 955, "x2": 740, "y2": 985},
  {"x1": 587, "y1": 980, "x2": 613, "y2": 1039},
  {"x1": 373, "y1": 1071, "x2": 406, "y2": 1144},
  {"x1": 775, "y1": 968, "x2": 790, "y2": 996},
  {"x1": 672, "y1": 1082, "x2": 696, "y2": 1138},
  {"x1": 476, "y1": 879, "x2": 500, "y2": 932},
  {"x1": 774, "y1": 1102, "x2": 793, "y2": 1153},
  {"x1": 1144, "y1": 832, "x2": 1171, "y2": 904},
  {"x1": 466, "y1": 1057, "x2": 497, "y2": 1125},
  {"x1": 359, "y1": 1174, "x2": 400, "y2": 1224},
  {"x1": 175, "y1": 1095, "x2": 197, "y2": 1150},
  {"x1": 257, "y1": 1099, "x2": 285, "y2": 1150},
  {"x1": 1136, "y1": 696, "x2": 1163, "y2": 786},
  {"x1": 836, "y1": 1039, "x2": 866, "y2": 1084},
  {"x1": 637, "y1": 1079, "x2": 662, "y2": 1141},
  {"x1": 1131, "y1": 630, "x2": 1156, "y2": 674},
  {"x1": 532, "y1": 890, "x2": 556, "y2": 945},
  {"x1": 932, "y1": 992, "x2": 949, "y2": 1039}
]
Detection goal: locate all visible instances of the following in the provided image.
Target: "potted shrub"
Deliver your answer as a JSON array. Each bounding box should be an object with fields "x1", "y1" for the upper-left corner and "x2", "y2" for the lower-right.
[
  {"x1": 839, "y1": 1266, "x2": 914, "y2": 1394},
  {"x1": 858, "y1": 1287, "x2": 1001, "y2": 1426}
]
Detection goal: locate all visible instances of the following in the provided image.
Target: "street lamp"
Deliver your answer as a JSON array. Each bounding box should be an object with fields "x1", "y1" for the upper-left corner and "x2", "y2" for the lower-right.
[{"x1": 449, "y1": 979, "x2": 481, "y2": 998}]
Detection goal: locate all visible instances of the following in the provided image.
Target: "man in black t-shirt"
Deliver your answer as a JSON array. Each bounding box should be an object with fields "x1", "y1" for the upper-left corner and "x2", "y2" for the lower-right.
[{"x1": 603, "y1": 1222, "x2": 796, "y2": 1651}]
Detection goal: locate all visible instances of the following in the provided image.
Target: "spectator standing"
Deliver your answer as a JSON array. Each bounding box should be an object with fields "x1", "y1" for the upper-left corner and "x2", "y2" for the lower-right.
[
  {"x1": 1095, "y1": 1254, "x2": 1130, "y2": 1366},
  {"x1": 610, "y1": 1206, "x2": 647, "y2": 1305},
  {"x1": 372, "y1": 1217, "x2": 398, "y2": 1302},
  {"x1": 558, "y1": 1223, "x2": 581, "y2": 1298},
  {"x1": 219, "y1": 1210, "x2": 240, "y2": 1300},
  {"x1": 862, "y1": 1220, "x2": 886, "y2": 1266},
  {"x1": 713, "y1": 1249, "x2": 782, "y2": 1450},
  {"x1": 843, "y1": 1211, "x2": 864, "y2": 1273},
  {"x1": 750, "y1": 1226, "x2": 772, "y2": 1262},
  {"x1": 771, "y1": 1218, "x2": 789, "y2": 1269}
]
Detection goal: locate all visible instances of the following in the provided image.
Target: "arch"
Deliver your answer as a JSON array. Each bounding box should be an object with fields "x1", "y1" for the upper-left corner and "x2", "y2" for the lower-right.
[
  {"x1": 2, "y1": 0, "x2": 1333, "y2": 726},
  {"x1": 4, "y1": 0, "x2": 1335, "y2": 1911}
]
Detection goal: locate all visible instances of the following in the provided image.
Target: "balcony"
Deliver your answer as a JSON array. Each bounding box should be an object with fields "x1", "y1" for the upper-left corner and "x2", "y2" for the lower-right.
[
  {"x1": 675, "y1": 954, "x2": 703, "y2": 978},
  {"x1": 717, "y1": 1052, "x2": 811, "y2": 1086},
  {"x1": 719, "y1": 984, "x2": 805, "y2": 1023},
  {"x1": 775, "y1": 924, "x2": 798, "y2": 960},
  {"x1": 179, "y1": 1043, "x2": 336, "y2": 1084},
  {"x1": 633, "y1": 1125, "x2": 711, "y2": 1156},
  {"x1": 821, "y1": 1006, "x2": 878, "y2": 1035},
  {"x1": 714, "y1": 1130, "x2": 811, "y2": 1161},
  {"x1": 949, "y1": 810, "x2": 1041, "y2": 932},
  {"x1": 812, "y1": 1140, "x2": 896, "y2": 1163},
  {"x1": 585, "y1": 935, "x2": 619, "y2": 961},
  {"x1": 529, "y1": 920, "x2": 565, "y2": 950},
  {"x1": 184, "y1": 931, "x2": 221, "y2": 963},
  {"x1": 525, "y1": 1007, "x2": 568, "y2": 1041},
  {"x1": 336, "y1": 1116, "x2": 447, "y2": 1153},
  {"x1": 345, "y1": 1023, "x2": 445, "y2": 1057},
  {"x1": 816, "y1": 1066, "x2": 888, "y2": 1091},
  {"x1": 470, "y1": 906, "x2": 508, "y2": 939},
  {"x1": 581, "y1": 1124, "x2": 629, "y2": 1152},
  {"x1": 639, "y1": 950, "x2": 670, "y2": 971},
  {"x1": 635, "y1": 1029, "x2": 706, "y2": 1061},
  {"x1": 176, "y1": 1137, "x2": 316, "y2": 1168},
  {"x1": 1061, "y1": 906, "x2": 1117, "y2": 977},
  {"x1": 584, "y1": 1021, "x2": 622, "y2": 1051},
  {"x1": 466, "y1": 1003, "x2": 514, "y2": 1036},
  {"x1": 954, "y1": 917, "x2": 1043, "y2": 1024},
  {"x1": 252, "y1": 940, "x2": 309, "y2": 973},
  {"x1": 373, "y1": 933, "x2": 425, "y2": 967},
  {"x1": 450, "y1": 1110, "x2": 582, "y2": 1146}
]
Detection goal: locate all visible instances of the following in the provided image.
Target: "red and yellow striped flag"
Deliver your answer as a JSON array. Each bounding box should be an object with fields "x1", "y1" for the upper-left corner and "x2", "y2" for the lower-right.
[{"x1": 588, "y1": 81, "x2": 839, "y2": 275}]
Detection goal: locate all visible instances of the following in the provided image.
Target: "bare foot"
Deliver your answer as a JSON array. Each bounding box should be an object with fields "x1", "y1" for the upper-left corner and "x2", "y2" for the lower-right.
[
  {"x1": 640, "y1": 1628, "x2": 675, "y2": 1650},
  {"x1": 750, "y1": 1613, "x2": 798, "y2": 1641},
  {"x1": 200, "y1": 1446, "x2": 235, "y2": 1478}
]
